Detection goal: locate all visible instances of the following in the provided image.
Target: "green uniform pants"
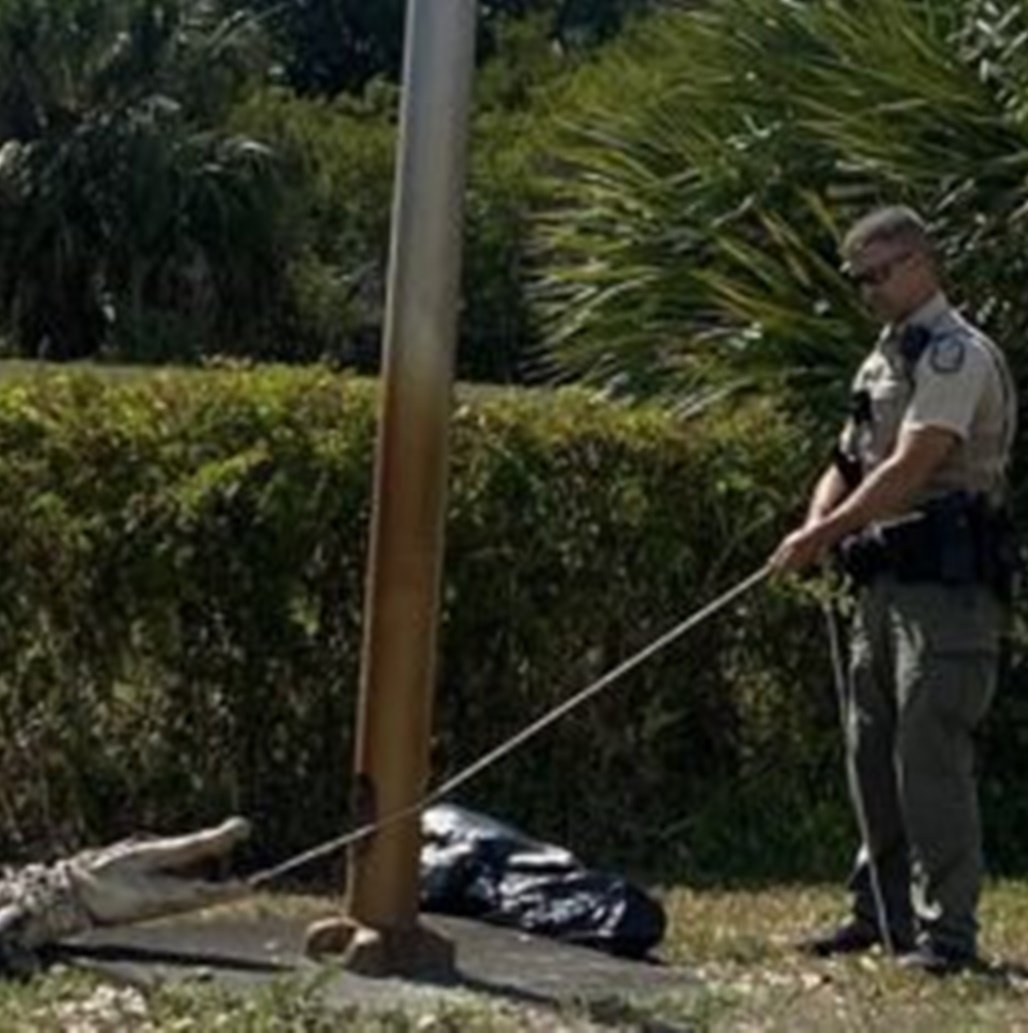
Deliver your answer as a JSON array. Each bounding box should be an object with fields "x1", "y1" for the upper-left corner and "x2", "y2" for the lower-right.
[{"x1": 845, "y1": 574, "x2": 1001, "y2": 955}]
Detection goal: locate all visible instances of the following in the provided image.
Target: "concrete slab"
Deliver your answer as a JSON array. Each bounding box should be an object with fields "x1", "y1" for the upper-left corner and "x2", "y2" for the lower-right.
[{"x1": 57, "y1": 905, "x2": 694, "y2": 1013}]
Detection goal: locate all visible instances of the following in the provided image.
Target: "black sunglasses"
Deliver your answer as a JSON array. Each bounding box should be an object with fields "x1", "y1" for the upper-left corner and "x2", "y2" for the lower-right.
[{"x1": 847, "y1": 250, "x2": 914, "y2": 288}]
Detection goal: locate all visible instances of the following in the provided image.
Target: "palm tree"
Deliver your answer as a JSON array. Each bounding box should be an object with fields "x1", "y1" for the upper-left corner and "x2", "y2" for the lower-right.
[
  {"x1": 0, "y1": 0, "x2": 281, "y2": 360},
  {"x1": 533, "y1": 0, "x2": 1028, "y2": 418}
]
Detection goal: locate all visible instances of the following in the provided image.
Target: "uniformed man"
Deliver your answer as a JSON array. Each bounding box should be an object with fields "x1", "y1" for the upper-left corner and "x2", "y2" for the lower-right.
[{"x1": 769, "y1": 206, "x2": 1017, "y2": 974}]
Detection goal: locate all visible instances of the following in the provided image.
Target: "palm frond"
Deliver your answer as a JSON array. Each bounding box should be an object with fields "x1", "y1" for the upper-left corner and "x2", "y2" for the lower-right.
[{"x1": 532, "y1": 0, "x2": 1028, "y2": 418}]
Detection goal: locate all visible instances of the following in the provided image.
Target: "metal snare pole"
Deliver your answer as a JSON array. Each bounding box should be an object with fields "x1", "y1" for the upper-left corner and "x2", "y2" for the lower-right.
[{"x1": 822, "y1": 596, "x2": 897, "y2": 956}]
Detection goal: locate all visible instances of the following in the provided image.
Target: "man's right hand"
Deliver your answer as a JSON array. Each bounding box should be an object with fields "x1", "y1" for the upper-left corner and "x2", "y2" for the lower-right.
[{"x1": 769, "y1": 521, "x2": 837, "y2": 575}]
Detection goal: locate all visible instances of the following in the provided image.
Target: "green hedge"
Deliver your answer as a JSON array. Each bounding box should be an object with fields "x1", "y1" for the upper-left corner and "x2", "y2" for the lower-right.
[{"x1": 0, "y1": 366, "x2": 1024, "y2": 881}]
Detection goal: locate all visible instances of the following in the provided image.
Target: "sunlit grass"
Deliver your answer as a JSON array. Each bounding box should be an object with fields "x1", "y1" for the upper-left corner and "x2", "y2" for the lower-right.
[
  {"x1": 646, "y1": 880, "x2": 1028, "y2": 1032},
  {"x1": 1, "y1": 883, "x2": 1027, "y2": 1030}
]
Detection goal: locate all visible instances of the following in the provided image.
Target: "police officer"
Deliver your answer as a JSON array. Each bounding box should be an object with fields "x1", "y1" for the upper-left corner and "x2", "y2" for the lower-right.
[{"x1": 770, "y1": 206, "x2": 1017, "y2": 974}]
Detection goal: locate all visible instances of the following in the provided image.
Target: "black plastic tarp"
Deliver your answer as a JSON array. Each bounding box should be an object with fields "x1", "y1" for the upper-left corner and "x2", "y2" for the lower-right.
[{"x1": 420, "y1": 803, "x2": 665, "y2": 959}]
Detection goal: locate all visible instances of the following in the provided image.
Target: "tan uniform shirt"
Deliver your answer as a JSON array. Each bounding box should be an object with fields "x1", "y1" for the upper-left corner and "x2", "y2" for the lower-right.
[{"x1": 839, "y1": 293, "x2": 1016, "y2": 509}]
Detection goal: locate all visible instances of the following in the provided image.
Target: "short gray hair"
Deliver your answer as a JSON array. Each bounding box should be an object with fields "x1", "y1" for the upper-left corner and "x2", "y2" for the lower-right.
[{"x1": 841, "y1": 206, "x2": 933, "y2": 264}]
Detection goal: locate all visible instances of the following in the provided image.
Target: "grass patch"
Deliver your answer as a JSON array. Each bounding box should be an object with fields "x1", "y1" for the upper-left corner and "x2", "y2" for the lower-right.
[
  {"x1": 642, "y1": 880, "x2": 1028, "y2": 1032},
  {"x1": 2, "y1": 883, "x2": 1027, "y2": 1030}
]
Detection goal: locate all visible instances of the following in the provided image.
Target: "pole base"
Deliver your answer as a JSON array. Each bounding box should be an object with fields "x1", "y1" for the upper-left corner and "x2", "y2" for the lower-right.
[{"x1": 304, "y1": 915, "x2": 456, "y2": 980}]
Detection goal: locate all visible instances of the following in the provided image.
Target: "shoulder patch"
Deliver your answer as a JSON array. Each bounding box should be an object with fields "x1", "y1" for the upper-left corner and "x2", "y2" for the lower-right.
[{"x1": 928, "y1": 335, "x2": 966, "y2": 375}]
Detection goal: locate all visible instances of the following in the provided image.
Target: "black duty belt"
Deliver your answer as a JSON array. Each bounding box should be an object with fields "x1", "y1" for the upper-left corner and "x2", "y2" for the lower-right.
[{"x1": 837, "y1": 491, "x2": 1018, "y2": 599}]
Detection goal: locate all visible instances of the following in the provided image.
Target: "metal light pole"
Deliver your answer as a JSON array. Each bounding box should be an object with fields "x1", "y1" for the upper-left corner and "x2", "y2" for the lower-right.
[{"x1": 305, "y1": 0, "x2": 477, "y2": 977}]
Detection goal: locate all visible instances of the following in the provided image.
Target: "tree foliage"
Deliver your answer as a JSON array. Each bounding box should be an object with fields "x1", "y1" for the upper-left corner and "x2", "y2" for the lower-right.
[
  {"x1": 230, "y1": 12, "x2": 572, "y2": 378},
  {"x1": 0, "y1": 0, "x2": 283, "y2": 360},
  {"x1": 0, "y1": 0, "x2": 616, "y2": 370},
  {"x1": 534, "y1": 0, "x2": 1028, "y2": 419},
  {"x1": 244, "y1": 0, "x2": 405, "y2": 98},
  {"x1": 242, "y1": 0, "x2": 655, "y2": 98},
  {"x1": 228, "y1": 84, "x2": 397, "y2": 365}
]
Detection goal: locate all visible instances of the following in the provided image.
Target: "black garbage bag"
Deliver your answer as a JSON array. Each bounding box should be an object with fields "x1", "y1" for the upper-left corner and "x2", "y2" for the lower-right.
[{"x1": 419, "y1": 803, "x2": 665, "y2": 959}]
